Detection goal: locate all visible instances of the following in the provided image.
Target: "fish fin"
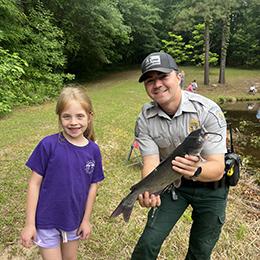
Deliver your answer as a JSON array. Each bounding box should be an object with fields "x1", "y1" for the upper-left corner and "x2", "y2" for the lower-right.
[
  {"x1": 110, "y1": 193, "x2": 136, "y2": 222},
  {"x1": 173, "y1": 178, "x2": 182, "y2": 188},
  {"x1": 122, "y1": 207, "x2": 134, "y2": 222},
  {"x1": 156, "y1": 185, "x2": 170, "y2": 195},
  {"x1": 153, "y1": 190, "x2": 163, "y2": 196}
]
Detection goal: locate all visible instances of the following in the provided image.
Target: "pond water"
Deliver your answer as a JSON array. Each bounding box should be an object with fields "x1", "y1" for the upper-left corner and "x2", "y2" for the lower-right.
[{"x1": 221, "y1": 101, "x2": 260, "y2": 169}]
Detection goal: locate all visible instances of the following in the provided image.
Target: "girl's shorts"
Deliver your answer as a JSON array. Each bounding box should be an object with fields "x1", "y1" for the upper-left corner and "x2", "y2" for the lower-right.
[{"x1": 34, "y1": 228, "x2": 80, "y2": 248}]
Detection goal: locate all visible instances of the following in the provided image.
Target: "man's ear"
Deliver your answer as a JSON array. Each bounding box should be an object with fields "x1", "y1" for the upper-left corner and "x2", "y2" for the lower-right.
[{"x1": 177, "y1": 73, "x2": 182, "y2": 83}]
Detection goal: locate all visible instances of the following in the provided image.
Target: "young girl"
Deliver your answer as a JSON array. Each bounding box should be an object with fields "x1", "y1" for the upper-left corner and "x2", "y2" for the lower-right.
[{"x1": 20, "y1": 87, "x2": 104, "y2": 259}]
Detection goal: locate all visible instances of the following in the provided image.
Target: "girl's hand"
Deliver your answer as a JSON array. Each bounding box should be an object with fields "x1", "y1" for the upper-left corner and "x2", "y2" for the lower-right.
[
  {"x1": 172, "y1": 155, "x2": 201, "y2": 178},
  {"x1": 20, "y1": 225, "x2": 36, "y2": 248},
  {"x1": 77, "y1": 220, "x2": 92, "y2": 240}
]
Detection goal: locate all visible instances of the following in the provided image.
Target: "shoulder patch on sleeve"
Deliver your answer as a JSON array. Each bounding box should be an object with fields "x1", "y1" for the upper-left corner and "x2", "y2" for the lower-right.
[{"x1": 208, "y1": 107, "x2": 226, "y2": 128}]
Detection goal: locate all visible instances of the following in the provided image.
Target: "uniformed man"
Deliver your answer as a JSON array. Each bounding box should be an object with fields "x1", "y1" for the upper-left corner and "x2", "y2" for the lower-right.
[{"x1": 131, "y1": 52, "x2": 228, "y2": 260}]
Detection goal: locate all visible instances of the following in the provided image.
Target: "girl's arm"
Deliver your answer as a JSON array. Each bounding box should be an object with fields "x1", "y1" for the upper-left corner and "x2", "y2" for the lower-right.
[
  {"x1": 77, "y1": 183, "x2": 98, "y2": 240},
  {"x1": 20, "y1": 171, "x2": 43, "y2": 248}
]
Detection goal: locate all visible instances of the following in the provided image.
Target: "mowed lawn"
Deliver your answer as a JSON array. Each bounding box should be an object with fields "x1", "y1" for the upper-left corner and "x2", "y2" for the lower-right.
[{"x1": 0, "y1": 67, "x2": 259, "y2": 259}]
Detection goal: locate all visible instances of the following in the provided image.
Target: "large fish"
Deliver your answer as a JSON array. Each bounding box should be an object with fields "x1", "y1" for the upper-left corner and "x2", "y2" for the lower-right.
[{"x1": 111, "y1": 128, "x2": 215, "y2": 222}]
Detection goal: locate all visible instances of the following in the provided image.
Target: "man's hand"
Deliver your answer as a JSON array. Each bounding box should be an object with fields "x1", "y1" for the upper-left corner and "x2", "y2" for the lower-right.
[
  {"x1": 138, "y1": 191, "x2": 161, "y2": 208},
  {"x1": 172, "y1": 154, "x2": 201, "y2": 179}
]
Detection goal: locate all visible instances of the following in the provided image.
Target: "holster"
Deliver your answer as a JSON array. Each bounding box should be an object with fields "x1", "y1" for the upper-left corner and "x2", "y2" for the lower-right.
[{"x1": 214, "y1": 152, "x2": 241, "y2": 188}]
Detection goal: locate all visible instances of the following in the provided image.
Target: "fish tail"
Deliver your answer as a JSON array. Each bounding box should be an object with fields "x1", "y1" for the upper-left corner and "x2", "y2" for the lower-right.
[{"x1": 110, "y1": 193, "x2": 137, "y2": 222}]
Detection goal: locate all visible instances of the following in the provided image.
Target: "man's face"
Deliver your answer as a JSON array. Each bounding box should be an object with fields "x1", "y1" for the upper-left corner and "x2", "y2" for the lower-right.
[{"x1": 143, "y1": 71, "x2": 181, "y2": 107}]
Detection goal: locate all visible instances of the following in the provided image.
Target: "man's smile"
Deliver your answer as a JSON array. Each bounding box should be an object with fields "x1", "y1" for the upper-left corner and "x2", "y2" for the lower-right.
[{"x1": 152, "y1": 87, "x2": 168, "y2": 95}]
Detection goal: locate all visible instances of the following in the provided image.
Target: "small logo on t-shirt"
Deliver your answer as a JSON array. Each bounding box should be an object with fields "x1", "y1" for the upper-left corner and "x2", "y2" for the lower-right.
[{"x1": 85, "y1": 160, "x2": 95, "y2": 174}]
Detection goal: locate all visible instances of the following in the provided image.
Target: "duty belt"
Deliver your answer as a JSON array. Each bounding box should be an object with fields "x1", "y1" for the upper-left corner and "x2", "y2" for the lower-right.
[{"x1": 181, "y1": 178, "x2": 219, "y2": 189}]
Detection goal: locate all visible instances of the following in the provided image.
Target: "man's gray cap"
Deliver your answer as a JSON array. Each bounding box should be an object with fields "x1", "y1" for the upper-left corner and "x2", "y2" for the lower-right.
[{"x1": 139, "y1": 52, "x2": 179, "y2": 82}]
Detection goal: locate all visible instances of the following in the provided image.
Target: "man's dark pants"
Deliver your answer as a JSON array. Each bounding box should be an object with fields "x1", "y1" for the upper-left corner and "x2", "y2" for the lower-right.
[{"x1": 131, "y1": 183, "x2": 229, "y2": 260}]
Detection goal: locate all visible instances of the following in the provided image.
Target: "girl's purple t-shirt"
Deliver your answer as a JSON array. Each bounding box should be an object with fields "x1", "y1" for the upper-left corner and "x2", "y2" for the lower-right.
[{"x1": 26, "y1": 133, "x2": 104, "y2": 231}]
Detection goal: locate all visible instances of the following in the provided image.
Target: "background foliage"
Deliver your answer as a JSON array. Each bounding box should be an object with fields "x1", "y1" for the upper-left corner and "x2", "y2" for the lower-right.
[{"x1": 0, "y1": 0, "x2": 259, "y2": 115}]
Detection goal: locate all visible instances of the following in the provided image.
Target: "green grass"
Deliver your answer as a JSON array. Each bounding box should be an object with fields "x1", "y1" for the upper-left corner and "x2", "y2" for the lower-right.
[{"x1": 0, "y1": 67, "x2": 259, "y2": 259}]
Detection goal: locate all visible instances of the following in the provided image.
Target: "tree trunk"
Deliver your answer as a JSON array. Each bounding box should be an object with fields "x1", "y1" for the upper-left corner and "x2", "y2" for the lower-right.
[
  {"x1": 19, "y1": 0, "x2": 29, "y2": 15},
  {"x1": 204, "y1": 20, "x2": 210, "y2": 85},
  {"x1": 219, "y1": 12, "x2": 231, "y2": 84}
]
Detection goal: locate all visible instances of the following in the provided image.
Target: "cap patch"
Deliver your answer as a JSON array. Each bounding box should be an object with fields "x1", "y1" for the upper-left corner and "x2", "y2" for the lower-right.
[{"x1": 144, "y1": 55, "x2": 161, "y2": 70}]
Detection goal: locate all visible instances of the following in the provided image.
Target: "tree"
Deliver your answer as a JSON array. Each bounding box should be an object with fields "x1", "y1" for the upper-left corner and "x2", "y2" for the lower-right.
[
  {"x1": 117, "y1": 0, "x2": 161, "y2": 63},
  {"x1": 167, "y1": 0, "x2": 220, "y2": 85},
  {"x1": 0, "y1": 0, "x2": 25, "y2": 50},
  {"x1": 0, "y1": 47, "x2": 27, "y2": 115},
  {"x1": 217, "y1": 0, "x2": 243, "y2": 84},
  {"x1": 218, "y1": 8, "x2": 231, "y2": 84},
  {"x1": 0, "y1": 1, "x2": 70, "y2": 114},
  {"x1": 42, "y1": 0, "x2": 130, "y2": 75},
  {"x1": 228, "y1": 0, "x2": 260, "y2": 67},
  {"x1": 161, "y1": 32, "x2": 193, "y2": 64},
  {"x1": 161, "y1": 24, "x2": 218, "y2": 67},
  {"x1": 20, "y1": 4, "x2": 68, "y2": 94},
  {"x1": 188, "y1": 23, "x2": 218, "y2": 66},
  {"x1": 149, "y1": 0, "x2": 182, "y2": 38}
]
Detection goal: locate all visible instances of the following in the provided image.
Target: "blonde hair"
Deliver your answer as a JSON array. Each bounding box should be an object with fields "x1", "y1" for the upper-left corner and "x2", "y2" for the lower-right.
[{"x1": 56, "y1": 86, "x2": 95, "y2": 141}]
